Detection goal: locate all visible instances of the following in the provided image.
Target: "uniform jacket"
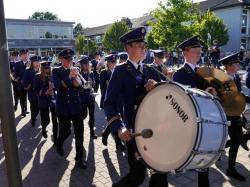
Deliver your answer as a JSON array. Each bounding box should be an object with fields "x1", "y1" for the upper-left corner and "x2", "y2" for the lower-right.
[
  {"x1": 52, "y1": 66, "x2": 83, "y2": 115},
  {"x1": 104, "y1": 60, "x2": 161, "y2": 133},
  {"x1": 34, "y1": 73, "x2": 56, "y2": 109},
  {"x1": 13, "y1": 60, "x2": 27, "y2": 90},
  {"x1": 22, "y1": 68, "x2": 37, "y2": 101},
  {"x1": 148, "y1": 63, "x2": 167, "y2": 81},
  {"x1": 100, "y1": 69, "x2": 112, "y2": 108},
  {"x1": 79, "y1": 71, "x2": 95, "y2": 103}
]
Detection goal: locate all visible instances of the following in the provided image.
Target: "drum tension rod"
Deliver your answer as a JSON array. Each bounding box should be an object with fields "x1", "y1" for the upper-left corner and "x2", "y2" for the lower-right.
[
  {"x1": 196, "y1": 118, "x2": 230, "y2": 126},
  {"x1": 192, "y1": 150, "x2": 226, "y2": 154}
]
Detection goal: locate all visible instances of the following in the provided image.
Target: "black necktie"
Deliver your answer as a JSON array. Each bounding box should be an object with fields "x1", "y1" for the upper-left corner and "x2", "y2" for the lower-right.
[{"x1": 137, "y1": 65, "x2": 141, "y2": 73}]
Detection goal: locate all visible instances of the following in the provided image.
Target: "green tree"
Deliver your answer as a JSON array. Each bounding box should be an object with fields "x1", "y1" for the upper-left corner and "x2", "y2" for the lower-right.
[
  {"x1": 146, "y1": 31, "x2": 159, "y2": 49},
  {"x1": 103, "y1": 21, "x2": 130, "y2": 52},
  {"x1": 75, "y1": 35, "x2": 98, "y2": 55},
  {"x1": 73, "y1": 23, "x2": 84, "y2": 37},
  {"x1": 194, "y1": 10, "x2": 229, "y2": 49},
  {"x1": 29, "y1": 11, "x2": 60, "y2": 21},
  {"x1": 149, "y1": 0, "x2": 199, "y2": 51},
  {"x1": 75, "y1": 35, "x2": 86, "y2": 54}
]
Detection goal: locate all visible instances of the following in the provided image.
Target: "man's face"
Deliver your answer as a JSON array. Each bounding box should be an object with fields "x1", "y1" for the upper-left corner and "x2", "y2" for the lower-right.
[
  {"x1": 126, "y1": 42, "x2": 146, "y2": 61},
  {"x1": 227, "y1": 63, "x2": 240, "y2": 74},
  {"x1": 60, "y1": 56, "x2": 73, "y2": 67},
  {"x1": 20, "y1": 53, "x2": 29, "y2": 61},
  {"x1": 184, "y1": 47, "x2": 201, "y2": 64},
  {"x1": 81, "y1": 63, "x2": 89, "y2": 71},
  {"x1": 154, "y1": 56, "x2": 164, "y2": 65}
]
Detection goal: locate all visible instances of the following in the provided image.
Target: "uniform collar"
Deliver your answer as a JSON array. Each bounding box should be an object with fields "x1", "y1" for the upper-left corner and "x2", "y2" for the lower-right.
[
  {"x1": 184, "y1": 61, "x2": 197, "y2": 72},
  {"x1": 128, "y1": 59, "x2": 143, "y2": 70}
]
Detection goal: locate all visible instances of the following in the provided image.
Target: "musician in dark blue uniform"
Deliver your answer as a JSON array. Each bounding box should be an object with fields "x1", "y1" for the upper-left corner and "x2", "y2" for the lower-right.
[
  {"x1": 52, "y1": 49, "x2": 87, "y2": 169},
  {"x1": 34, "y1": 61, "x2": 58, "y2": 141},
  {"x1": 149, "y1": 50, "x2": 168, "y2": 81},
  {"x1": 13, "y1": 49, "x2": 29, "y2": 116},
  {"x1": 118, "y1": 52, "x2": 128, "y2": 64},
  {"x1": 104, "y1": 27, "x2": 167, "y2": 187},
  {"x1": 100, "y1": 54, "x2": 117, "y2": 109},
  {"x1": 100, "y1": 54, "x2": 126, "y2": 151},
  {"x1": 23, "y1": 55, "x2": 41, "y2": 126},
  {"x1": 219, "y1": 53, "x2": 247, "y2": 181},
  {"x1": 173, "y1": 36, "x2": 216, "y2": 187},
  {"x1": 78, "y1": 55, "x2": 97, "y2": 139},
  {"x1": 9, "y1": 51, "x2": 20, "y2": 111},
  {"x1": 90, "y1": 52, "x2": 101, "y2": 92}
]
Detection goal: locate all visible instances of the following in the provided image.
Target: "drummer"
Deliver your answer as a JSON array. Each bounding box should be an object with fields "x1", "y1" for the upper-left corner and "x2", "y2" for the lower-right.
[
  {"x1": 173, "y1": 36, "x2": 217, "y2": 187},
  {"x1": 219, "y1": 53, "x2": 248, "y2": 181},
  {"x1": 104, "y1": 27, "x2": 167, "y2": 186}
]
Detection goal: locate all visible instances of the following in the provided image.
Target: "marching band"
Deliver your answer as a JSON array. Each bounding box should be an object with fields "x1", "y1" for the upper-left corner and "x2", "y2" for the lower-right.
[{"x1": 8, "y1": 26, "x2": 250, "y2": 186}]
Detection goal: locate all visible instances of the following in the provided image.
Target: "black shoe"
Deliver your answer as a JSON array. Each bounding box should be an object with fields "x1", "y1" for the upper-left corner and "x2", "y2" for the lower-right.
[
  {"x1": 90, "y1": 133, "x2": 98, "y2": 139},
  {"x1": 42, "y1": 129, "x2": 48, "y2": 139},
  {"x1": 226, "y1": 169, "x2": 246, "y2": 181},
  {"x1": 241, "y1": 142, "x2": 249, "y2": 151},
  {"x1": 56, "y1": 145, "x2": 64, "y2": 157},
  {"x1": 75, "y1": 160, "x2": 87, "y2": 169},
  {"x1": 116, "y1": 142, "x2": 126, "y2": 151},
  {"x1": 21, "y1": 111, "x2": 26, "y2": 117},
  {"x1": 102, "y1": 127, "x2": 110, "y2": 146}
]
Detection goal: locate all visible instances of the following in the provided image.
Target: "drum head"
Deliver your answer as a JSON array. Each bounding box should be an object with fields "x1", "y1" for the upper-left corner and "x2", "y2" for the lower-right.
[{"x1": 134, "y1": 83, "x2": 198, "y2": 172}]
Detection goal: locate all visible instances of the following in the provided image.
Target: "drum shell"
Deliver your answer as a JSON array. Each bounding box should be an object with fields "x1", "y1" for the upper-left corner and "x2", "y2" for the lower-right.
[{"x1": 134, "y1": 82, "x2": 228, "y2": 173}]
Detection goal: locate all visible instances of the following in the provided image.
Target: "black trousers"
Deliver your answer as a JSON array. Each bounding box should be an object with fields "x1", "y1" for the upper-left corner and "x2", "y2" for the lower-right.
[
  {"x1": 226, "y1": 116, "x2": 243, "y2": 170},
  {"x1": 29, "y1": 99, "x2": 39, "y2": 122},
  {"x1": 19, "y1": 88, "x2": 27, "y2": 114},
  {"x1": 94, "y1": 76, "x2": 100, "y2": 92},
  {"x1": 82, "y1": 100, "x2": 95, "y2": 131},
  {"x1": 113, "y1": 140, "x2": 168, "y2": 187},
  {"x1": 198, "y1": 169, "x2": 209, "y2": 187},
  {"x1": 12, "y1": 82, "x2": 20, "y2": 107},
  {"x1": 40, "y1": 107, "x2": 58, "y2": 138},
  {"x1": 57, "y1": 114, "x2": 84, "y2": 161}
]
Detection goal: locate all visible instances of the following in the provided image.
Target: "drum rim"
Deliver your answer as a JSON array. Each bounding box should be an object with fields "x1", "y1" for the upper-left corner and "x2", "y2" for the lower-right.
[{"x1": 133, "y1": 82, "x2": 201, "y2": 173}]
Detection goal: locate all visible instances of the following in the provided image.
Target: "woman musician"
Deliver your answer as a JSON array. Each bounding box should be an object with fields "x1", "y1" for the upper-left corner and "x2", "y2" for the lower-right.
[
  {"x1": 78, "y1": 55, "x2": 97, "y2": 139},
  {"x1": 34, "y1": 61, "x2": 58, "y2": 142}
]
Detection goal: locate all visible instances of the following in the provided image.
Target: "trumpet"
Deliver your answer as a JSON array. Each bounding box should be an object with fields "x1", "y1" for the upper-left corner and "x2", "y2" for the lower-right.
[{"x1": 70, "y1": 66, "x2": 87, "y2": 87}]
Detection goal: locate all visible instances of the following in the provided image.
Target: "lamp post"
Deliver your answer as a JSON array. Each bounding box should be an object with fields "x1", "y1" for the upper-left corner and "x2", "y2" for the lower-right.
[{"x1": 0, "y1": 0, "x2": 23, "y2": 186}]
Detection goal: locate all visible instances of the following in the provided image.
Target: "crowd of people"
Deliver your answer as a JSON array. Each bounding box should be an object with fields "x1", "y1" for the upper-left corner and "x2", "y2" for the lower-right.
[{"x1": 8, "y1": 26, "x2": 250, "y2": 186}]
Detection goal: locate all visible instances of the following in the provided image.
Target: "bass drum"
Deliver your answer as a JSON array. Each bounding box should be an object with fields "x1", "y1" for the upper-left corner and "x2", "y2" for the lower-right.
[{"x1": 134, "y1": 82, "x2": 228, "y2": 173}]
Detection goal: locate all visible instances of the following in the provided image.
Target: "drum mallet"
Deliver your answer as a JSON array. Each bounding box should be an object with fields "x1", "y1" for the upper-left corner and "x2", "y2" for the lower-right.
[{"x1": 131, "y1": 129, "x2": 153, "y2": 139}]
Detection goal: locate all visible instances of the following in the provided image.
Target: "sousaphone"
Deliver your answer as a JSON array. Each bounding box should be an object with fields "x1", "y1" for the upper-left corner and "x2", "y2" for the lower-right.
[{"x1": 196, "y1": 67, "x2": 246, "y2": 116}]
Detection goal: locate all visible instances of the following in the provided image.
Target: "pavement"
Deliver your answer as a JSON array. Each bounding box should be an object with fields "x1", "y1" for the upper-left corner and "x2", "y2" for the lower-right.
[{"x1": 0, "y1": 93, "x2": 250, "y2": 187}]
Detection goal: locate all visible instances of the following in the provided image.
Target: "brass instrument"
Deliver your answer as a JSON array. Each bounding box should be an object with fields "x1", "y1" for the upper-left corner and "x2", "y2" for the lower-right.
[{"x1": 196, "y1": 67, "x2": 246, "y2": 116}]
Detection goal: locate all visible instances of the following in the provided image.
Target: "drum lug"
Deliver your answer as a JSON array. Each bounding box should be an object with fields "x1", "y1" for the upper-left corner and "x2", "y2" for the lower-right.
[
  {"x1": 225, "y1": 121, "x2": 231, "y2": 126},
  {"x1": 196, "y1": 118, "x2": 202, "y2": 123}
]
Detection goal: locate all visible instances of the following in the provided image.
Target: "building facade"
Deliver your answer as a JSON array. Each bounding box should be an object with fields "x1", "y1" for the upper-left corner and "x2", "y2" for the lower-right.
[
  {"x1": 200, "y1": 0, "x2": 250, "y2": 52},
  {"x1": 6, "y1": 18, "x2": 75, "y2": 55}
]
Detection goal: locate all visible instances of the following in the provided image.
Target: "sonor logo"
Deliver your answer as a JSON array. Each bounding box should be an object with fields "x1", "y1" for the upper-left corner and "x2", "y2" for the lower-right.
[{"x1": 166, "y1": 94, "x2": 189, "y2": 123}]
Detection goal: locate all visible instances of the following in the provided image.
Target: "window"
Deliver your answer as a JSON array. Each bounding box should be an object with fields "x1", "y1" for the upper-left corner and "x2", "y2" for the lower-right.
[
  {"x1": 242, "y1": 9, "x2": 248, "y2": 34},
  {"x1": 241, "y1": 38, "x2": 247, "y2": 49}
]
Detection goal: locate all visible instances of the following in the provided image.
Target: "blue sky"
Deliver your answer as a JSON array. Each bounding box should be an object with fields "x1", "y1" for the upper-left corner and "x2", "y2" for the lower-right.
[{"x1": 3, "y1": 0, "x2": 203, "y2": 27}]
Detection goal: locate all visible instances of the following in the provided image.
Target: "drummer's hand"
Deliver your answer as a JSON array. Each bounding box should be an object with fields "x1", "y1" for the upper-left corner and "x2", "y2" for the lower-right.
[
  {"x1": 118, "y1": 128, "x2": 132, "y2": 142},
  {"x1": 145, "y1": 79, "x2": 157, "y2": 92},
  {"x1": 205, "y1": 86, "x2": 217, "y2": 96}
]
